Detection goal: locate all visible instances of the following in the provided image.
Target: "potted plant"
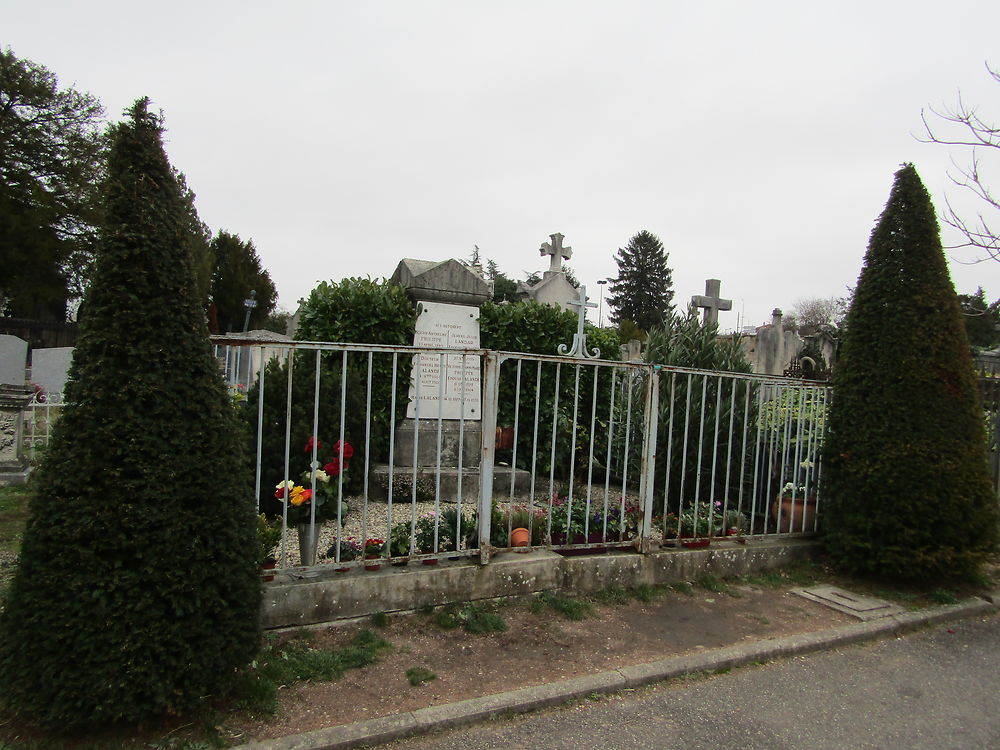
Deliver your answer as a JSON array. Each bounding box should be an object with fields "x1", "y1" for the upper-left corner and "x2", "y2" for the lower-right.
[
  {"x1": 678, "y1": 506, "x2": 712, "y2": 547},
  {"x1": 364, "y1": 538, "x2": 384, "y2": 570},
  {"x1": 389, "y1": 520, "x2": 412, "y2": 563},
  {"x1": 414, "y1": 512, "x2": 439, "y2": 564},
  {"x1": 326, "y1": 537, "x2": 362, "y2": 572},
  {"x1": 257, "y1": 514, "x2": 283, "y2": 581},
  {"x1": 773, "y1": 481, "x2": 817, "y2": 533}
]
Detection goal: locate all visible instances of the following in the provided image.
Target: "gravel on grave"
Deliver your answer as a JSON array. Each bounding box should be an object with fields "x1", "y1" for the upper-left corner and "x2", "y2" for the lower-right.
[
  {"x1": 275, "y1": 499, "x2": 469, "y2": 567},
  {"x1": 274, "y1": 492, "x2": 653, "y2": 568}
]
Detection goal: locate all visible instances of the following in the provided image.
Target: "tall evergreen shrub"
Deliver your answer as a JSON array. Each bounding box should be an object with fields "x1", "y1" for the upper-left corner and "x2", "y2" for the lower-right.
[
  {"x1": 823, "y1": 164, "x2": 998, "y2": 578},
  {"x1": 0, "y1": 100, "x2": 261, "y2": 726}
]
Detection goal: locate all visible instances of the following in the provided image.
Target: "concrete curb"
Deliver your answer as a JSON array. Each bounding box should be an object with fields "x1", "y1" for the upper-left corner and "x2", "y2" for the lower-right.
[{"x1": 235, "y1": 595, "x2": 997, "y2": 750}]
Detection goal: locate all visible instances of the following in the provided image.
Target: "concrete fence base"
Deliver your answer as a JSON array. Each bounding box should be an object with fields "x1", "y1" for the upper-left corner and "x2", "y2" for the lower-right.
[{"x1": 261, "y1": 537, "x2": 819, "y2": 630}]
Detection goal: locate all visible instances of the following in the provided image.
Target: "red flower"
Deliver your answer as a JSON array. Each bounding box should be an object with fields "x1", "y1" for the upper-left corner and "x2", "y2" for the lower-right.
[
  {"x1": 304, "y1": 435, "x2": 322, "y2": 454},
  {"x1": 324, "y1": 458, "x2": 351, "y2": 476},
  {"x1": 332, "y1": 440, "x2": 354, "y2": 460}
]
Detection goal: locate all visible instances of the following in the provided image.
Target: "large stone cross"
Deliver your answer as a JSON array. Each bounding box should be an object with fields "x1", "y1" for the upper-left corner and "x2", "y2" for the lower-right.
[
  {"x1": 558, "y1": 285, "x2": 600, "y2": 358},
  {"x1": 540, "y1": 232, "x2": 573, "y2": 274},
  {"x1": 690, "y1": 279, "x2": 732, "y2": 326}
]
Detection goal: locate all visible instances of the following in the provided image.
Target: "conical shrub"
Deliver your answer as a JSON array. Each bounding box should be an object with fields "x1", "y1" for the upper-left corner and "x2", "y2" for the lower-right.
[
  {"x1": 0, "y1": 99, "x2": 261, "y2": 726},
  {"x1": 822, "y1": 164, "x2": 998, "y2": 578}
]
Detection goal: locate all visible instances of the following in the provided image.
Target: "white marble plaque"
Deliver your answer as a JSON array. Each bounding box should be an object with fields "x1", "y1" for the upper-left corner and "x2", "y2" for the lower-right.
[{"x1": 406, "y1": 301, "x2": 481, "y2": 420}]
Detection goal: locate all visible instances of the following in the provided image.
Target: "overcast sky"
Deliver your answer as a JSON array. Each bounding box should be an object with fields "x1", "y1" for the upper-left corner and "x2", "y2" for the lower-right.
[{"x1": 6, "y1": 1, "x2": 1000, "y2": 330}]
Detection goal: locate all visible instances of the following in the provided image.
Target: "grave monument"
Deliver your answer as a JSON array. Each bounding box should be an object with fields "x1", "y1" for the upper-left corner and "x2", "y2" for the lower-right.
[
  {"x1": 517, "y1": 232, "x2": 579, "y2": 312},
  {"x1": 0, "y1": 335, "x2": 33, "y2": 485}
]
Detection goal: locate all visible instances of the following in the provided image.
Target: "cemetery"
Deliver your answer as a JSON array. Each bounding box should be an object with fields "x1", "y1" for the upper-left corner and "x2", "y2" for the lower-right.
[{"x1": 0, "y1": 29, "x2": 998, "y2": 746}]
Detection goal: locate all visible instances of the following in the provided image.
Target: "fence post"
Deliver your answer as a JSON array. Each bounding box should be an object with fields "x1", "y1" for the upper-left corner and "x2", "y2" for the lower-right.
[
  {"x1": 478, "y1": 351, "x2": 500, "y2": 564},
  {"x1": 637, "y1": 365, "x2": 659, "y2": 554}
]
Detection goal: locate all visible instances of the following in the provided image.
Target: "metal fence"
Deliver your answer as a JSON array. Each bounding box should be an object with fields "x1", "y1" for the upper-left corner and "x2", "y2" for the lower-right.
[
  {"x1": 213, "y1": 336, "x2": 832, "y2": 575},
  {"x1": 22, "y1": 391, "x2": 64, "y2": 462}
]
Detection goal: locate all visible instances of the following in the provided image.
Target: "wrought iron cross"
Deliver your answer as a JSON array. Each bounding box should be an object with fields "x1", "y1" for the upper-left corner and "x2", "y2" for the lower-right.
[{"x1": 558, "y1": 286, "x2": 600, "y2": 358}]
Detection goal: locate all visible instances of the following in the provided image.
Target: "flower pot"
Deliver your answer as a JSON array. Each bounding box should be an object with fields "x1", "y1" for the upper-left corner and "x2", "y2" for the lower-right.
[
  {"x1": 679, "y1": 535, "x2": 711, "y2": 548},
  {"x1": 364, "y1": 554, "x2": 381, "y2": 571},
  {"x1": 335, "y1": 566, "x2": 350, "y2": 573},
  {"x1": 421, "y1": 558, "x2": 439, "y2": 566},
  {"x1": 510, "y1": 527, "x2": 530, "y2": 548},
  {"x1": 261, "y1": 560, "x2": 277, "y2": 582},
  {"x1": 773, "y1": 496, "x2": 817, "y2": 533},
  {"x1": 297, "y1": 522, "x2": 321, "y2": 566}
]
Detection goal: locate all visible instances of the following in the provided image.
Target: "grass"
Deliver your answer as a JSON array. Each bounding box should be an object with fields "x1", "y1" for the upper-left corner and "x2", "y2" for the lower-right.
[
  {"x1": 370, "y1": 611, "x2": 390, "y2": 628},
  {"x1": 405, "y1": 666, "x2": 437, "y2": 686},
  {"x1": 535, "y1": 591, "x2": 592, "y2": 621},
  {"x1": 695, "y1": 574, "x2": 741, "y2": 598},
  {"x1": 593, "y1": 584, "x2": 666, "y2": 605},
  {"x1": 431, "y1": 603, "x2": 507, "y2": 634},
  {"x1": 232, "y1": 629, "x2": 391, "y2": 716}
]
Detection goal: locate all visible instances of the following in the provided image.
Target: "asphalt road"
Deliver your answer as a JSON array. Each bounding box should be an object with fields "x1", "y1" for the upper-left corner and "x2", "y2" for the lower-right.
[{"x1": 385, "y1": 612, "x2": 1000, "y2": 750}]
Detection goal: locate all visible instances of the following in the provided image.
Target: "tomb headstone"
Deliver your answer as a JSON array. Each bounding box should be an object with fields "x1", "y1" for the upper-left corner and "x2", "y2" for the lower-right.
[
  {"x1": 31, "y1": 347, "x2": 74, "y2": 397},
  {"x1": 517, "y1": 232, "x2": 580, "y2": 313},
  {"x1": 0, "y1": 384, "x2": 33, "y2": 486},
  {"x1": 690, "y1": 279, "x2": 732, "y2": 327},
  {"x1": 407, "y1": 301, "x2": 481, "y2": 420},
  {"x1": 0, "y1": 335, "x2": 28, "y2": 387}
]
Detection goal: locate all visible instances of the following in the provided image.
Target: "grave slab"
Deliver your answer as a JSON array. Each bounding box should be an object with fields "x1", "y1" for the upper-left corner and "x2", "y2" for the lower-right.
[{"x1": 792, "y1": 585, "x2": 905, "y2": 621}]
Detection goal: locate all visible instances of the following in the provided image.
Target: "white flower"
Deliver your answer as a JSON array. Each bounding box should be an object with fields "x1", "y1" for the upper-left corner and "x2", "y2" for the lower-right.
[
  {"x1": 313, "y1": 469, "x2": 330, "y2": 483},
  {"x1": 275, "y1": 480, "x2": 295, "y2": 491}
]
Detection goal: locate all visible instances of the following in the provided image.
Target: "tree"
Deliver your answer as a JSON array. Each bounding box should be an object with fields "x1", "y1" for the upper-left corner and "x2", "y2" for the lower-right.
[
  {"x1": 822, "y1": 164, "x2": 997, "y2": 579},
  {"x1": 607, "y1": 230, "x2": 674, "y2": 332},
  {"x1": 789, "y1": 296, "x2": 840, "y2": 332},
  {"x1": 957, "y1": 287, "x2": 1000, "y2": 350},
  {"x1": 919, "y1": 63, "x2": 1000, "y2": 262},
  {"x1": 0, "y1": 48, "x2": 106, "y2": 318},
  {"x1": 0, "y1": 99, "x2": 261, "y2": 727},
  {"x1": 210, "y1": 230, "x2": 277, "y2": 332}
]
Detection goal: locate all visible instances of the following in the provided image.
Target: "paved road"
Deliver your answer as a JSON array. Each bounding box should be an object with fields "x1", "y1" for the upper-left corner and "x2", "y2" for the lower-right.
[{"x1": 385, "y1": 612, "x2": 1000, "y2": 750}]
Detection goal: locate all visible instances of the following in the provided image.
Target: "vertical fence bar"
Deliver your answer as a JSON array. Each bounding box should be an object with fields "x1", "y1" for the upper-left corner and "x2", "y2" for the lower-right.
[
  {"x1": 639, "y1": 366, "x2": 659, "y2": 553},
  {"x1": 479, "y1": 352, "x2": 500, "y2": 563}
]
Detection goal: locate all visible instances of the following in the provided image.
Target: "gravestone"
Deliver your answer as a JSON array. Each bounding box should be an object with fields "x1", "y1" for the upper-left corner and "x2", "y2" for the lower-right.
[
  {"x1": 0, "y1": 335, "x2": 28, "y2": 387},
  {"x1": 31, "y1": 347, "x2": 74, "y2": 397},
  {"x1": 406, "y1": 301, "x2": 481, "y2": 420},
  {"x1": 558, "y1": 286, "x2": 600, "y2": 359},
  {"x1": 690, "y1": 279, "x2": 732, "y2": 327},
  {"x1": 373, "y1": 258, "x2": 509, "y2": 500},
  {"x1": 517, "y1": 232, "x2": 579, "y2": 312}
]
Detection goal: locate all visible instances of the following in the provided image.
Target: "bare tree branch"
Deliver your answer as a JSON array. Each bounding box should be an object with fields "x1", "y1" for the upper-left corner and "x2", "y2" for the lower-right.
[{"x1": 917, "y1": 62, "x2": 1000, "y2": 262}]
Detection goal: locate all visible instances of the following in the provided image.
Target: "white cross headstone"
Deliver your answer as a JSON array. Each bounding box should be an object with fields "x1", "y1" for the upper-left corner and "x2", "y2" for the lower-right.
[
  {"x1": 558, "y1": 286, "x2": 600, "y2": 358},
  {"x1": 540, "y1": 232, "x2": 573, "y2": 274},
  {"x1": 690, "y1": 279, "x2": 732, "y2": 326}
]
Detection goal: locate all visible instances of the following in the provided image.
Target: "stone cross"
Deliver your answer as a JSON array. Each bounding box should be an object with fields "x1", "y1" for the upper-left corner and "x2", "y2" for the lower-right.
[
  {"x1": 690, "y1": 279, "x2": 732, "y2": 326},
  {"x1": 558, "y1": 285, "x2": 600, "y2": 358},
  {"x1": 540, "y1": 232, "x2": 573, "y2": 274}
]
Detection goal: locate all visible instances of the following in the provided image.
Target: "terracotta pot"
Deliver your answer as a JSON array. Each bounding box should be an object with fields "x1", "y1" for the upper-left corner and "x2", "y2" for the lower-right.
[
  {"x1": 679, "y1": 535, "x2": 711, "y2": 549},
  {"x1": 364, "y1": 554, "x2": 381, "y2": 571},
  {"x1": 421, "y1": 557, "x2": 439, "y2": 565},
  {"x1": 335, "y1": 566, "x2": 350, "y2": 573},
  {"x1": 510, "y1": 527, "x2": 530, "y2": 547},
  {"x1": 261, "y1": 561, "x2": 277, "y2": 582},
  {"x1": 773, "y1": 496, "x2": 817, "y2": 533}
]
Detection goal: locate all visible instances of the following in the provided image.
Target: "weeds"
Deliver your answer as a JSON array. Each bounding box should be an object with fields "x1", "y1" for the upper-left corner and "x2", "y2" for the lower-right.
[
  {"x1": 405, "y1": 666, "x2": 437, "y2": 686},
  {"x1": 536, "y1": 592, "x2": 592, "y2": 621},
  {"x1": 670, "y1": 581, "x2": 694, "y2": 596},
  {"x1": 432, "y1": 603, "x2": 507, "y2": 634},
  {"x1": 232, "y1": 630, "x2": 391, "y2": 715},
  {"x1": 930, "y1": 588, "x2": 959, "y2": 605},
  {"x1": 370, "y1": 611, "x2": 390, "y2": 628}
]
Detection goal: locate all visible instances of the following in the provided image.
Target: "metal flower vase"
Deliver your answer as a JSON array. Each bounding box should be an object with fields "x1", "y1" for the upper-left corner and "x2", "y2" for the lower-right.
[{"x1": 297, "y1": 522, "x2": 321, "y2": 567}]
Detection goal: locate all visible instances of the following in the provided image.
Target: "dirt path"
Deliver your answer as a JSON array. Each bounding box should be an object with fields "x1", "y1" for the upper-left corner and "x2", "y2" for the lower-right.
[{"x1": 225, "y1": 581, "x2": 853, "y2": 743}]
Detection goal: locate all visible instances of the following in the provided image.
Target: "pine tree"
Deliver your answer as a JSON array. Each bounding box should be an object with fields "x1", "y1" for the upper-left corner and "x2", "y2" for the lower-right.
[
  {"x1": 607, "y1": 230, "x2": 674, "y2": 332},
  {"x1": 0, "y1": 99, "x2": 261, "y2": 726},
  {"x1": 822, "y1": 164, "x2": 998, "y2": 579}
]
